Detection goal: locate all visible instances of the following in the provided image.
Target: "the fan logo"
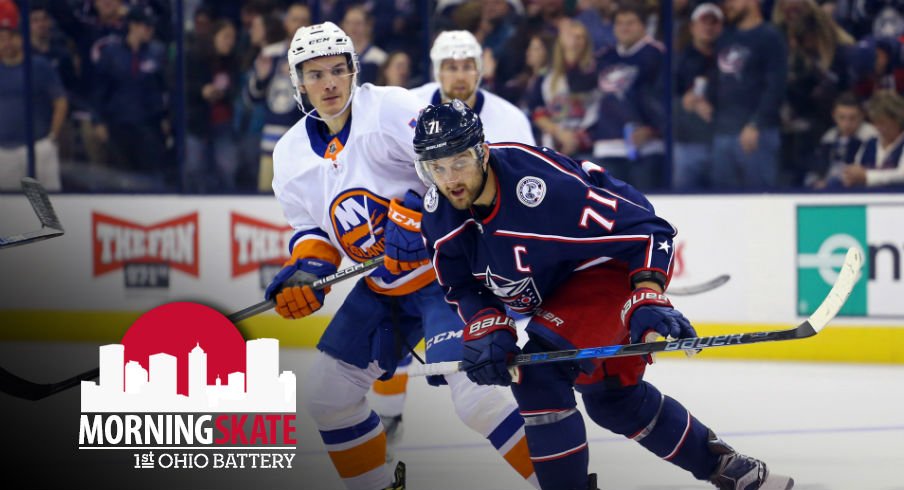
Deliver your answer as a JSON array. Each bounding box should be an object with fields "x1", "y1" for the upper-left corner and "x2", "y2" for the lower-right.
[
  {"x1": 93, "y1": 212, "x2": 199, "y2": 288},
  {"x1": 231, "y1": 213, "x2": 293, "y2": 288},
  {"x1": 78, "y1": 303, "x2": 297, "y2": 470}
]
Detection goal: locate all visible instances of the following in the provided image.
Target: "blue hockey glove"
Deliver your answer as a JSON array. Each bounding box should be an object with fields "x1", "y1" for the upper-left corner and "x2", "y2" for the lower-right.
[
  {"x1": 264, "y1": 258, "x2": 337, "y2": 319},
  {"x1": 462, "y1": 308, "x2": 520, "y2": 386},
  {"x1": 621, "y1": 288, "x2": 697, "y2": 344},
  {"x1": 384, "y1": 190, "x2": 431, "y2": 274}
]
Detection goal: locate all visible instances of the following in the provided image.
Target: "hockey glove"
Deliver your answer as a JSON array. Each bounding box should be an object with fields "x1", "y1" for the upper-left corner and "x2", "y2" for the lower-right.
[
  {"x1": 265, "y1": 258, "x2": 338, "y2": 320},
  {"x1": 384, "y1": 190, "x2": 431, "y2": 274},
  {"x1": 621, "y1": 288, "x2": 697, "y2": 344},
  {"x1": 462, "y1": 308, "x2": 520, "y2": 386}
]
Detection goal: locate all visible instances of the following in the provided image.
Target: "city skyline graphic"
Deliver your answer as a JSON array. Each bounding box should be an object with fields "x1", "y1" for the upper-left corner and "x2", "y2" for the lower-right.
[{"x1": 81, "y1": 338, "x2": 296, "y2": 413}]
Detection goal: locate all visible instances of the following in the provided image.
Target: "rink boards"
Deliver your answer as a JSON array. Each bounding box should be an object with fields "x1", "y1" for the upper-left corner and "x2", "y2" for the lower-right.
[{"x1": 1, "y1": 192, "x2": 903, "y2": 364}]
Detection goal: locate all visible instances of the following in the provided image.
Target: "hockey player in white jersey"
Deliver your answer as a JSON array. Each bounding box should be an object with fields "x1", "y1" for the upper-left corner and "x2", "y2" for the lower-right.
[
  {"x1": 266, "y1": 22, "x2": 537, "y2": 490},
  {"x1": 410, "y1": 30, "x2": 535, "y2": 145},
  {"x1": 371, "y1": 28, "x2": 537, "y2": 455}
]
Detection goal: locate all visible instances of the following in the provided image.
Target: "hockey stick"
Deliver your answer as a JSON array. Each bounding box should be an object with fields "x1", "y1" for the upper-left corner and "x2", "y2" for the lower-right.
[
  {"x1": 409, "y1": 247, "x2": 863, "y2": 378},
  {"x1": 667, "y1": 274, "x2": 730, "y2": 296},
  {"x1": 228, "y1": 256, "x2": 384, "y2": 322},
  {"x1": 0, "y1": 178, "x2": 64, "y2": 249},
  {"x1": 0, "y1": 256, "x2": 385, "y2": 401}
]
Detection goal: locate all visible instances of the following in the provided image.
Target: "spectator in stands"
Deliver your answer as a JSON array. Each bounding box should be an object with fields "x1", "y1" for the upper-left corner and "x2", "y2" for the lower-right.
[
  {"x1": 284, "y1": 2, "x2": 311, "y2": 39},
  {"x1": 246, "y1": 3, "x2": 308, "y2": 192},
  {"x1": 499, "y1": 32, "x2": 552, "y2": 113},
  {"x1": 474, "y1": 0, "x2": 520, "y2": 59},
  {"x1": 341, "y1": 5, "x2": 387, "y2": 85},
  {"x1": 587, "y1": 2, "x2": 666, "y2": 190},
  {"x1": 807, "y1": 92, "x2": 877, "y2": 189},
  {"x1": 710, "y1": 0, "x2": 787, "y2": 189},
  {"x1": 46, "y1": 0, "x2": 129, "y2": 168},
  {"x1": 29, "y1": 1, "x2": 78, "y2": 103},
  {"x1": 850, "y1": 36, "x2": 904, "y2": 97},
  {"x1": 0, "y1": 0, "x2": 67, "y2": 191},
  {"x1": 376, "y1": 50, "x2": 413, "y2": 88},
  {"x1": 673, "y1": 2, "x2": 723, "y2": 190},
  {"x1": 234, "y1": 9, "x2": 284, "y2": 192},
  {"x1": 841, "y1": 90, "x2": 904, "y2": 188},
  {"x1": 185, "y1": 20, "x2": 241, "y2": 193},
  {"x1": 185, "y1": 3, "x2": 214, "y2": 54},
  {"x1": 494, "y1": 0, "x2": 568, "y2": 104},
  {"x1": 29, "y1": 0, "x2": 79, "y2": 165},
  {"x1": 527, "y1": 19, "x2": 597, "y2": 156},
  {"x1": 773, "y1": 0, "x2": 855, "y2": 186},
  {"x1": 574, "y1": 0, "x2": 617, "y2": 53},
  {"x1": 92, "y1": 5, "x2": 168, "y2": 184}
]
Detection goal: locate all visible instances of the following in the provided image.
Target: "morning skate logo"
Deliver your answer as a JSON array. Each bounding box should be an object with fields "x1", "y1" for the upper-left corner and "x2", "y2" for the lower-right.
[
  {"x1": 231, "y1": 213, "x2": 292, "y2": 288},
  {"x1": 797, "y1": 204, "x2": 904, "y2": 318},
  {"x1": 476, "y1": 266, "x2": 542, "y2": 313},
  {"x1": 93, "y1": 212, "x2": 199, "y2": 288},
  {"x1": 79, "y1": 302, "x2": 297, "y2": 470}
]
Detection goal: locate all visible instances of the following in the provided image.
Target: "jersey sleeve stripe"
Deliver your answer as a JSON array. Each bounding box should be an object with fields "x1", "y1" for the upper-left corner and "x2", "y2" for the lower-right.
[
  {"x1": 289, "y1": 228, "x2": 331, "y2": 253},
  {"x1": 493, "y1": 229, "x2": 650, "y2": 244},
  {"x1": 490, "y1": 143, "x2": 588, "y2": 185}
]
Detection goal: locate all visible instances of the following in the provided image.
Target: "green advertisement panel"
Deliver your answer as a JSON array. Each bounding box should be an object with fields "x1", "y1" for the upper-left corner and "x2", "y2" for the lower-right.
[{"x1": 797, "y1": 206, "x2": 868, "y2": 316}]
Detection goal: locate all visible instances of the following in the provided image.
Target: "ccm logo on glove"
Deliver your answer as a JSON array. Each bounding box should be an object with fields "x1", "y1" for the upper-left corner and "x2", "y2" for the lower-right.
[{"x1": 388, "y1": 208, "x2": 421, "y2": 231}]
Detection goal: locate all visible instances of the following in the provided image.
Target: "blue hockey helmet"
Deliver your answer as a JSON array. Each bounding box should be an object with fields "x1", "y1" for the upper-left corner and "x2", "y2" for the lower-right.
[{"x1": 413, "y1": 99, "x2": 486, "y2": 185}]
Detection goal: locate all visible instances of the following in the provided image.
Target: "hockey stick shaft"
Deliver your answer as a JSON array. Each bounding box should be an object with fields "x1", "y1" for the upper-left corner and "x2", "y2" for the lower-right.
[
  {"x1": 409, "y1": 248, "x2": 863, "y2": 378},
  {"x1": 0, "y1": 256, "x2": 385, "y2": 401},
  {"x1": 667, "y1": 274, "x2": 730, "y2": 296},
  {"x1": 228, "y1": 256, "x2": 384, "y2": 322}
]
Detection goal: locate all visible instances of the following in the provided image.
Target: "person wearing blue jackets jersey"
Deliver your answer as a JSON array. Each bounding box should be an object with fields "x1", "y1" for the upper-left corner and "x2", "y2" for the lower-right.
[
  {"x1": 587, "y1": 4, "x2": 666, "y2": 190},
  {"x1": 264, "y1": 22, "x2": 536, "y2": 490},
  {"x1": 372, "y1": 29, "x2": 537, "y2": 459},
  {"x1": 415, "y1": 100, "x2": 795, "y2": 490}
]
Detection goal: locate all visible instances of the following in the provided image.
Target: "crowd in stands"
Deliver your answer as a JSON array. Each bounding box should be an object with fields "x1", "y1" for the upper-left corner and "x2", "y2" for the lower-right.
[{"x1": 1, "y1": 0, "x2": 902, "y2": 193}]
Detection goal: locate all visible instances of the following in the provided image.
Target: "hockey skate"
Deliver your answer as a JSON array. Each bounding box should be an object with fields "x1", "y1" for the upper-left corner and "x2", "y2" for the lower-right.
[
  {"x1": 587, "y1": 473, "x2": 599, "y2": 490},
  {"x1": 708, "y1": 432, "x2": 794, "y2": 490},
  {"x1": 383, "y1": 461, "x2": 406, "y2": 490},
  {"x1": 381, "y1": 414, "x2": 404, "y2": 463}
]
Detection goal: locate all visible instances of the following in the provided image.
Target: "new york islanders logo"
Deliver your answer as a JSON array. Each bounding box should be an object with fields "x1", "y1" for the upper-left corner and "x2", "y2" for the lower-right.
[
  {"x1": 476, "y1": 266, "x2": 542, "y2": 313},
  {"x1": 329, "y1": 189, "x2": 389, "y2": 262}
]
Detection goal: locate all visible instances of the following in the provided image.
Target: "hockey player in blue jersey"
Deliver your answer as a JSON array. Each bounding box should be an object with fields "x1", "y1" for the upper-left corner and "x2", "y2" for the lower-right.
[{"x1": 414, "y1": 100, "x2": 794, "y2": 490}]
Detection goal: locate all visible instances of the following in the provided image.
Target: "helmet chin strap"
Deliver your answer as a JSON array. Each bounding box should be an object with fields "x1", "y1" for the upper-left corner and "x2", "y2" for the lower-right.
[{"x1": 472, "y1": 147, "x2": 490, "y2": 207}]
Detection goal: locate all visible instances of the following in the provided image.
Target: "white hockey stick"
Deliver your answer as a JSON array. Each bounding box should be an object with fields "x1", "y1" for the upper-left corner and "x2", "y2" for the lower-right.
[
  {"x1": 409, "y1": 248, "x2": 863, "y2": 378},
  {"x1": 667, "y1": 274, "x2": 730, "y2": 296},
  {"x1": 0, "y1": 178, "x2": 64, "y2": 249}
]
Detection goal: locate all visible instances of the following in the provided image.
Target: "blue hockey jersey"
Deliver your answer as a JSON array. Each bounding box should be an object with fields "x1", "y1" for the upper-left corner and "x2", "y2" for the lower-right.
[{"x1": 421, "y1": 143, "x2": 677, "y2": 323}]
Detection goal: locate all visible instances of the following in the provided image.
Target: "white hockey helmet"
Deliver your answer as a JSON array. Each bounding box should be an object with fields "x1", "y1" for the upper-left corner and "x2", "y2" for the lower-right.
[
  {"x1": 430, "y1": 30, "x2": 483, "y2": 82},
  {"x1": 287, "y1": 22, "x2": 360, "y2": 117}
]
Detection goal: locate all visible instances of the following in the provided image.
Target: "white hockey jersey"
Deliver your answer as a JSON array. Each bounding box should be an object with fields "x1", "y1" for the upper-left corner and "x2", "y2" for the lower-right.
[
  {"x1": 410, "y1": 82, "x2": 536, "y2": 146},
  {"x1": 272, "y1": 84, "x2": 434, "y2": 295}
]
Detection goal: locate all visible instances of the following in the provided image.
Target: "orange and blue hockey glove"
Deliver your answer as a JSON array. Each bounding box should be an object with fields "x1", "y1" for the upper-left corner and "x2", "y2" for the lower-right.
[
  {"x1": 384, "y1": 190, "x2": 431, "y2": 274},
  {"x1": 265, "y1": 258, "x2": 337, "y2": 319}
]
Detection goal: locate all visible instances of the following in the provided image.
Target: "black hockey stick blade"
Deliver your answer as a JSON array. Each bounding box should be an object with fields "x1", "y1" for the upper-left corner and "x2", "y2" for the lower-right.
[
  {"x1": 0, "y1": 366, "x2": 98, "y2": 401},
  {"x1": 0, "y1": 178, "x2": 64, "y2": 249},
  {"x1": 0, "y1": 256, "x2": 385, "y2": 401},
  {"x1": 409, "y1": 247, "x2": 863, "y2": 378},
  {"x1": 668, "y1": 274, "x2": 730, "y2": 296}
]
